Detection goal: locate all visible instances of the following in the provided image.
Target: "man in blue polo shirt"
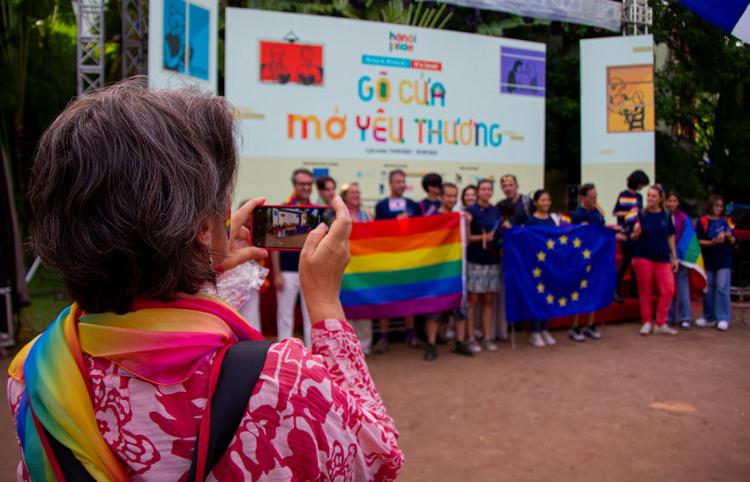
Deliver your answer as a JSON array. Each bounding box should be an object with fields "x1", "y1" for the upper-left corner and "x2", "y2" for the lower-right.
[
  {"x1": 375, "y1": 169, "x2": 422, "y2": 220},
  {"x1": 373, "y1": 169, "x2": 422, "y2": 353}
]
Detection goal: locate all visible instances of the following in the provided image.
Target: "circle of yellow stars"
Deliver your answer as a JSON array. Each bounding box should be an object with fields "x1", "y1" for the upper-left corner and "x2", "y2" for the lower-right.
[{"x1": 532, "y1": 234, "x2": 593, "y2": 308}]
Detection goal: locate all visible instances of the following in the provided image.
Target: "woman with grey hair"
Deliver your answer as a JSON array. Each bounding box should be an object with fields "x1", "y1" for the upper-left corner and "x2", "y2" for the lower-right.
[{"x1": 8, "y1": 80, "x2": 403, "y2": 481}]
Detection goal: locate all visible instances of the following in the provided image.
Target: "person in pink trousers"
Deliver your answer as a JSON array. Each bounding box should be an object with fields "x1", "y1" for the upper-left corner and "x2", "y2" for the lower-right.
[{"x1": 631, "y1": 185, "x2": 680, "y2": 336}]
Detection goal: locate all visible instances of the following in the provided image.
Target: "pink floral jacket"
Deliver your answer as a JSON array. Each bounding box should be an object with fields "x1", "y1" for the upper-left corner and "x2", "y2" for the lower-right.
[{"x1": 8, "y1": 320, "x2": 403, "y2": 481}]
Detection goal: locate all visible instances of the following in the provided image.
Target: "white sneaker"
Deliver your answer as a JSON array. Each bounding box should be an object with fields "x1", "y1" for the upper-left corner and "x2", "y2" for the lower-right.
[
  {"x1": 482, "y1": 340, "x2": 499, "y2": 352},
  {"x1": 654, "y1": 324, "x2": 678, "y2": 336},
  {"x1": 640, "y1": 322, "x2": 653, "y2": 336},
  {"x1": 541, "y1": 331, "x2": 557, "y2": 346},
  {"x1": 468, "y1": 340, "x2": 482, "y2": 354},
  {"x1": 717, "y1": 320, "x2": 729, "y2": 331},
  {"x1": 694, "y1": 318, "x2": 715, "y2": 328},
  {"x1": 529, "y1": 333, "x2": 546, "y2": 348}
]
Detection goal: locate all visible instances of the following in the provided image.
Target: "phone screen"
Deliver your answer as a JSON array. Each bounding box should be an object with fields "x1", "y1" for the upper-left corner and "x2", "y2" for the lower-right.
[{"x1": 252, "y1": 205, "x2": 335, "y2": 250}]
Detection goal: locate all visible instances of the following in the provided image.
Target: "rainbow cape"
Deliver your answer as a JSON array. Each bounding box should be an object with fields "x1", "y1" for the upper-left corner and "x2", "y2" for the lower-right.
[
  {"x1": 342, "y1": 213, "x2": 464, "y2": 319},
  {"x1": 677, "y1": 218, "x2": 707, "y2": 291},
  {"x1": 8, "y1": 294, "x2": 263, "y2": 481}
]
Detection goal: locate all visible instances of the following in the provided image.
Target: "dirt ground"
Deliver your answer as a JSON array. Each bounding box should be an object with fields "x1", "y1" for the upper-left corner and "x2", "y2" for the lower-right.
[
  {"x1": 0, "y1": 322, "x2": 747, "y2": 481},
  {"x1": 367, "y1": 322, "x2": 750, "y2": 482}
]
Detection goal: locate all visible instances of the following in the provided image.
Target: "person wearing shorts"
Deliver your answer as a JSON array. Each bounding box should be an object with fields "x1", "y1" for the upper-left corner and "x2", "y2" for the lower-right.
[{"x1": 466, "y1": 179, "x2": 501, "y2": 353}]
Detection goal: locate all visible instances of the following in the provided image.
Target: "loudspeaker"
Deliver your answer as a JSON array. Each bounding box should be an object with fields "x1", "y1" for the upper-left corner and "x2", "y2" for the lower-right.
[
  {"x1": 732, "y1": 239, "x2": 750, "y2": 287},
  {"x1": 565, "y1": 184, "x2": 579, "y2": 213},
  {"x1": 730, "y1": 205, "x2": 750, "y2": 230}
]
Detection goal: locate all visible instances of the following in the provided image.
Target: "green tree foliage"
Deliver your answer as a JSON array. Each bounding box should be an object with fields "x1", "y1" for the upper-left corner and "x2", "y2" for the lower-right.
[
  {"x1": 1, "y1": 0, "x2": 77, "y2": 227},
  {"x1": 654, "y1": 1, "x2": 750, "y2": 206},
  {"x1": 4, "y1": 0, "x2": 748, "y2": 239}
]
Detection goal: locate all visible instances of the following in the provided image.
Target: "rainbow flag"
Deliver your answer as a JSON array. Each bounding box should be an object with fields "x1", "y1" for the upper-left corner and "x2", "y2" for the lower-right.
[
  {"x1": 677, "y1": 218, "x2": 707, "y2": 291},
  {"x1": 559, "y1": 213, "x2": 572, "y2": 225},
  {"x1": 342, "y1": 213, "x2": 464, "y2": 319}
]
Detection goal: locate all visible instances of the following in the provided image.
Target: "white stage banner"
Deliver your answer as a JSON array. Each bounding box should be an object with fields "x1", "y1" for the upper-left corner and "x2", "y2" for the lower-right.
[
  {"x1": 226, "y1": 8, "x2": 547, "y2": 205},
  {"x1": 442, "y1": 0, "x2": 623, "y2": 32},
  {"x1": 580, "y1": 35, "x2": 655, "y2": 223}
]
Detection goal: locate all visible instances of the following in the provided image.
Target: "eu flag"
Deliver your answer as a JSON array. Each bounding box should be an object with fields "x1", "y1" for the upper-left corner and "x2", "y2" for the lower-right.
[{"x1": 502, "y1": 224, "x2": 616, "y2": 322}]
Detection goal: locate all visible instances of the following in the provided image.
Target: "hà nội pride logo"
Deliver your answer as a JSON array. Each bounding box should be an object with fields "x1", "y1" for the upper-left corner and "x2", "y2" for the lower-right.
[{"x1": 389, "y1": 31, "x2": 416, "y2": 52}]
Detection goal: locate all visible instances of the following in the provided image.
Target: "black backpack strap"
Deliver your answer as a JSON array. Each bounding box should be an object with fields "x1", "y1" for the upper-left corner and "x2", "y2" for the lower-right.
[
  {"x1": 35, "y1": 417, "x2": 96, "y2": 482},
  {"x1": 188, "y1": 340, "x2": 272, "y2": 482}
]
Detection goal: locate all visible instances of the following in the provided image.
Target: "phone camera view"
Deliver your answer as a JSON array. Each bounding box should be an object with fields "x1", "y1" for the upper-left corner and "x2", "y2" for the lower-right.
[{"x1": 253, "y1": 206, "x2": 335, "y2": 250}]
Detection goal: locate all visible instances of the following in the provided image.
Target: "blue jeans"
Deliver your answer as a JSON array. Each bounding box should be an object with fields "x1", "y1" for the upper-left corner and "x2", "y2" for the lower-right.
[
  {"x1": 669, "y1": 265, "x2": 692, "y2": 323},
  {"x1": 530, "y1": 319, "x2": 549, "y2": 333},
  {"x1": 703, "y1": 268, "x2": 732, "y2": 322}
]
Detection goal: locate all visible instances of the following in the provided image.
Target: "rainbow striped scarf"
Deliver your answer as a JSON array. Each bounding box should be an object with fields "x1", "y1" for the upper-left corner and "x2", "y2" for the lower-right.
[
  {"x1": 8, "y1": 294, "x2": 263, "y2": 481},
  {"x1": 341, "y1": 213, "x2": 464, "y2": 319}
]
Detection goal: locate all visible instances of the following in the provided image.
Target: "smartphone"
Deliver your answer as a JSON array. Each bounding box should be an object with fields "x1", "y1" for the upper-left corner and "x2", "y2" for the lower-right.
[{"x1": 252, "y1": 205, "x2": 335, "y2": 251}]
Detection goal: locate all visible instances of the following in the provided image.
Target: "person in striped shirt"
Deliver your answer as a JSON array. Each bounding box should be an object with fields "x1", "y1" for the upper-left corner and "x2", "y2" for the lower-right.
[{"x1": 612, "y1": 169, "x2": 650, "y2": 303}]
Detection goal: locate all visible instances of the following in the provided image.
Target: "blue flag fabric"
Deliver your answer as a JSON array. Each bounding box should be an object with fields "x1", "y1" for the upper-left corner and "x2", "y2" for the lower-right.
[{"x1": 503, "y1": 224, "x2": 616, "y2": 322}]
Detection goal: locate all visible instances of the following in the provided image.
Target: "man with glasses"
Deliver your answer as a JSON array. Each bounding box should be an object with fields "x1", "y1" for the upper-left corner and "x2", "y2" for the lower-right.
[{"x1": 271, "y1": 168, "x2": 315, "y2": 346}]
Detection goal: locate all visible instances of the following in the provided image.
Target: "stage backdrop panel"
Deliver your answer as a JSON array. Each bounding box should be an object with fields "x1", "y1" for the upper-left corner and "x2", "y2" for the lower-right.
[
  {"x1": 225, "y1": 8, "x2": 546, "y2": 206},
  {"x1": 148, "y1": 0, "x2": 218, "y2": 92},
  {"x1": 580, "y1": 35, "x2": 655, "y2": 224}
]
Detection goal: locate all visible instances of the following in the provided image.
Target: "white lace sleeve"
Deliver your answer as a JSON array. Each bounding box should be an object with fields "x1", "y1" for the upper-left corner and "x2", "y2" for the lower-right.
[{"x1": 202, "y1": 261, "x2": 269, "y2": 310}]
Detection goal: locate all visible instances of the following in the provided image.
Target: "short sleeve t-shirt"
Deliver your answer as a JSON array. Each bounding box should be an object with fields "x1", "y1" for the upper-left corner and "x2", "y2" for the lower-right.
[
  {"x1": 419, "y1": 198, "x2": 441, "y2": 217},
  {"x1": 613, "y1": 190, "x2": 642, "y2": 245},
  {"x1": 467, "y1": 203, "x2": 501, "y2": 265},
  {"x1": 525, "y1": 215, "x2": 556, "y2": 227},
  {"x1": 374, "y1": 197, "x2": 423, "y2": 220},
  {"x1": 571, "y1": 206, "x2": 605, "y2": 226},
  {"x1": 497, "y1": 195, "x2": 529, "y2": 227},
  {"x1": 634, "y1": 210, "x2": 675, "y2": 263},
  {"x1": 696, "y1": 217, "x2": 734, "y2": 271}
]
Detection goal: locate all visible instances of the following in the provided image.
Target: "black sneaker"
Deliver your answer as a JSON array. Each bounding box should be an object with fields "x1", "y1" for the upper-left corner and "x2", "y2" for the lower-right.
[
  {"x1": 568, "y1": 327, "x2": 585, "y2": 342},
  {"x1": 451, "y1": 341, "x2": 474, "y2": 357},
  {"x1": 424, "y1": 344, "x2": 437, "y2": 361},
  {"x1": 582, "y1": 326, "x2": 602, "y2": 340}
]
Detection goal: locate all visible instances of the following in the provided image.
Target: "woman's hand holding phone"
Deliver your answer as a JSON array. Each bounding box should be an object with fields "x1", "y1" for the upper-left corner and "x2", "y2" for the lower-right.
[
  {"x1": 218, "y1": 198, "x2": 269, "y2": 272},
  {"x1": 299, "y1": 196, "x2": 352, "y2": 322}
]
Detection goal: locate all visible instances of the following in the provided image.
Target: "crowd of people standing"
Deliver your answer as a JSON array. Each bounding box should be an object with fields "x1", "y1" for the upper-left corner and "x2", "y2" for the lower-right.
[{"x1": 259, "y1": 167, "x2": 736, "y2": 362}]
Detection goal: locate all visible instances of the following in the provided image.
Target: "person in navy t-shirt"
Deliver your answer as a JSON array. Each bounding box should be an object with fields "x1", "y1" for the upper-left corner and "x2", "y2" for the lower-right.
[
  {"x1": 419, "y1": 172, "x2": 443, "y2": 216},
  {"x1": 523, "y1": 189, "x2": 561, "y2": 348},
  {"x1": 568, "y1": 183, "x2": 605, "y2": 342},
  {"x1": 372, "y1": 169, "x2": 422, "y2": 354},
  {"x1": 695, "y1": 194, "x2": 736, "y2": 331},
  {"x1": 631, "y1": 185, "x2": 679, "y2": 336},
  {"x1": 612, "y1": 170, "x2": 650, "y2": 303},
  {"x1": 374, "y1": 169, "x2": 422, "y2": 220}
]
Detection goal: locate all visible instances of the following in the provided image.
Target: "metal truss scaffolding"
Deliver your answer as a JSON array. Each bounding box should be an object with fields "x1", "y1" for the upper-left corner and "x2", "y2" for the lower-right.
[
  {"x1": 122, "y1": 0, "x2": 147, "y2": 78},
  {"x1": 622, "y1": 0, "x2": 653, "y2": 35},
  {"x1": 74, "y1": 0, "x2": 106, "y2": 96}
]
